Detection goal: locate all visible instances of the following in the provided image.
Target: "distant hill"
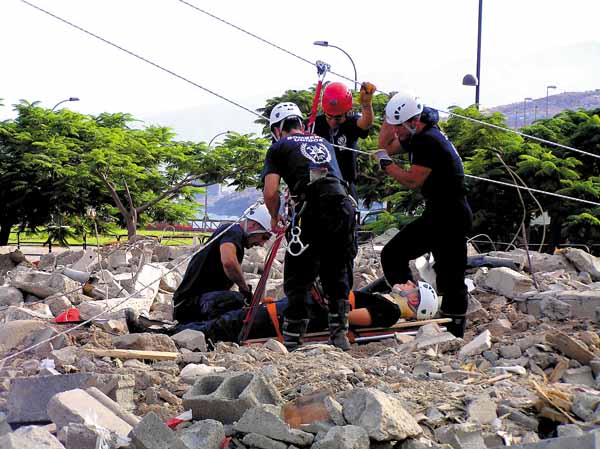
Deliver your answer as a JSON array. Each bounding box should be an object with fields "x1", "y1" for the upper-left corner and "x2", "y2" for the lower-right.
[{"x1": 487, "y1": 88, "x2": 600, "y2": 128}]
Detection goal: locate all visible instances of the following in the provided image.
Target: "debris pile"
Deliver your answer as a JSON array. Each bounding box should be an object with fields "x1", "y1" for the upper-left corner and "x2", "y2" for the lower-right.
[{"x1": 2, "y1": 240, "x2": 600, "y2": 448}]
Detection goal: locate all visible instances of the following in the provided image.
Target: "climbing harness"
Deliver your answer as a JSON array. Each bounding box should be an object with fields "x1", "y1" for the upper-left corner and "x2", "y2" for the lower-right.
[
  {"x1": 286, "y1": 199, "x2": 309, "y2": 257},
  {"x1": 306, "y1": 60, "x2": 330, "y2": 133}
]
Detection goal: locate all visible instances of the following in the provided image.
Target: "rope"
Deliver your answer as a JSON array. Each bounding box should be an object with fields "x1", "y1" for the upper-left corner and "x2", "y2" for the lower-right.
[
  {"x1": 20, "y1": 0, "x2": 266, "y2": 121},
  {"x1": 465, "y1": 174, "x2": 600, "y2": 207},
  {"x1": 18, "y1": 3, "x2": 599, "y2": 213},
  {"x1": 0, "y1": 202, "x2": 261, "y2": 364},
  {"x1": 175, "y1": 1, "x2": 598, "y2": 161}
]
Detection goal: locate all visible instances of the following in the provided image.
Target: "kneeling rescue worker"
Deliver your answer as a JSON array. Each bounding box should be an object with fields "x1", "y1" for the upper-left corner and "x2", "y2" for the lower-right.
[{"x1": 262, "y1": 102, "x2": 356, "y2": 351}]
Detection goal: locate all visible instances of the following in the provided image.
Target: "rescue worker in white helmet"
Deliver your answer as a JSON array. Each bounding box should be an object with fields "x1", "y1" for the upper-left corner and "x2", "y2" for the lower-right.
[
  {"x1": 372, "y1": 91, "x2": 473, "y2": 338},
  {"x1": 262, "y1": 102, "x2": 356, "y2": 351},
  {"x1": 171, "y1": 205, "x2": 273, "y2": 325}
]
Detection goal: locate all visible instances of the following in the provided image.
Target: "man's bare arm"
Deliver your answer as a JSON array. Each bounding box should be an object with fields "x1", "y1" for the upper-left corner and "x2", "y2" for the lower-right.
[
  {"x1": 220, "y1": 242, "x2": 249, "y2": 292},
  {"x1": 384, "y1": 163, "x2": 431, "y2": 189}
]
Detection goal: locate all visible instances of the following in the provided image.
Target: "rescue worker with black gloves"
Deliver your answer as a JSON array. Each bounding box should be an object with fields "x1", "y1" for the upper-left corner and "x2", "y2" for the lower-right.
[
  {"x1": 263, "y1": 102, "x2": 356, "y2": 351},
  {"x1": 312, "y1": 81, "x2": 376, "y2": 201},
  {"x1": 372, "y1": 91, "x2": 473, "y2": 338},
  {"x1": 171, "y1": 205, "x2": 273, "y2": 325}
]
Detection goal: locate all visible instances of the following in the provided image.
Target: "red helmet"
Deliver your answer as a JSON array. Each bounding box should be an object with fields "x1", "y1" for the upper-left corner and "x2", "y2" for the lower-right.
[{"x1": 322, "y1": 82, "x2": 353, "y2": 115}]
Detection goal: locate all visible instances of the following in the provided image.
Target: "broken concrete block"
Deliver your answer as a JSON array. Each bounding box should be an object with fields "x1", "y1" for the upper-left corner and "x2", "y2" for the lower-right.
[
  {"x1": 179, "y1": 364, "x2": 225, "y2": 383},
  {"x1": 324, "y1": 396, "x2": 346, "y2": 426},
  {"x1": 563, "y1": 247, "x2": 600, "y2": 280},
  {"x1": 474, "y1": 267, "x2": 534, "y2": 298},
  {"x1": 0, "y1": 413, "x2": 10, "y2": 436},
  {"x1": 130, "y1": 411, "x2": 188, "y2": 449},
  {"x1": 0, "y1": 320, "x2": 56, "y2": 354},
  {"x1": 47, "y1": 389, "x2": 132, "y2": 437},
  {"x1": 0, "y1": 286, "x2": 23, "y2": 307},
  {"x1": 234, "y1": 407, "x2": 314, "y2": 446},
  {"x1": 183, "y1": 372, "x2": 282, "y2": 423},
  {"x1": 540, "y1": 297, "x2": 572, "y2": 320},
  {"x1": 0, "y1": 426, "x2": 66, "y2": 449},
  {"x1": 159, "y1": 270, "x2": 182, "y2": 293},
  {"x1": 499, "y1": 344, "x2": 522, "y2": 359},
  {"x1": 458, "y1": 330, "x2": 492, "y2": 359},
  {"x1": 7, "y1": 373, "x2": 102, "y2": 423},
  {"x1": 242, "y1": 432, "x2": 288, "y2": 449},
  {"x1": 108, "y1": 250, "x2": 132, "y2": 269},
  {"x1": 312, "y1": 425, "x2": 370, "y2": 449},
  {"x1": 135, "y1": 263, "x2": 168, "y2": 301},
  {"x1": 264, "y1": 339, "x2": 288, "y2": 354},
  {"x1": 50, "y1": 346, "x2": 80, "y2": 368},
  {"x1": 484, "y1": 318, "x2": 513, "y2": 337},
  {"x1": 342, "y1": 388, "x2": 422, "y2": 441},
  {"x1": 71, "y1": 249, "x2": 99, "y2": 272},
  {"x1": 179, "y1": 419, "x2": 224, "y2": 449},
  {"x1": 45, "y1": 294, "x2": 72, "y2": 317},
  {"x1": 172, "y1": 329, "x2": 207, "y2": 352},
  {"x1": 504, "y1": 431, "x2": 600, "y2": 449},
  {"x1": 4, "y1": 305, "x2": 53, "y2": 321},
  {"x1": 153, "y1": 245, "x2": 194, "y2": 262},
  {"x1": 466, "y1": 395, "x2": 497, "y2": 425},
  {"x1": 12, "y1": 271, "x2": 80, "y2": 300},
  {"x1": 113, "y1": 332, "x2": 177, "y2": 352},
  {"x1": 556, "y1": 424, "x2": 584, "y2": 438},
  {"x1": 497, "y1": 405, "x2": 538, "y2": 431},
  {"x1": 58, "y1": 423, "x2": 125, "y2": 449},
  {"x1": 562, "y1": 366, "x2": 596, "y2": 386},
  {"x1": 434, "y1": 423, "x2": 486, "y2": 449}
]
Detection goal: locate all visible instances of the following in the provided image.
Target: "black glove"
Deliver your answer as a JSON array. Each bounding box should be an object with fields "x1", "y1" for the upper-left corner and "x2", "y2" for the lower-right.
[{"x1": 240, "y1": 286, "x2": 253, "y2": 306}]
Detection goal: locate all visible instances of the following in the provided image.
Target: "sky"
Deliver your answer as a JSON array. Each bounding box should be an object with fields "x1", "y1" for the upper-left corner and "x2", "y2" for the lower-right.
[{"x1": 1, "y1": 0, "x2": 599, "y2": 142}]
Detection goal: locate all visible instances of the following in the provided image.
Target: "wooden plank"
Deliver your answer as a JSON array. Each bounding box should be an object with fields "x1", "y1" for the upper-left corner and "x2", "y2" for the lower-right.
[
  {"x1": 546, "y1": 332, "x2": 595, "y2": 365},
  {"x1": 548, "y1": 359, "x2": 569, "y2": 383},
  {"x1": 85, "y1": 348, "x2": 179, "y2": 361}
]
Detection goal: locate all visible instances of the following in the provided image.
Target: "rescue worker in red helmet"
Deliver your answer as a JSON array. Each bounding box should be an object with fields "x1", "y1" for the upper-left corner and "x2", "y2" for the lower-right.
[{"x1": 312, "y1": 81, "x2": 376, "y2": 201}]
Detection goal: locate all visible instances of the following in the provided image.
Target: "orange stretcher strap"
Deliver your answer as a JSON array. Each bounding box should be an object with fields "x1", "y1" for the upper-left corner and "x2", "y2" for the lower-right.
[
  {"x1": 263, "y1": 297, "x2": 283, "y2": 343},
  {"x1": 348, "y1": 291, "x2": 356, "y2": 310}
]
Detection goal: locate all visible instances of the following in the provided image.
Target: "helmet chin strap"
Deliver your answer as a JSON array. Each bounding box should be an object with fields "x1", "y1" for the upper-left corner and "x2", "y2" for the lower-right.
[
  {"x1": 402, "y1": 122, "x2": 417, "y2": 136},
  {"x1": 271, "y1": 118, "x2": 288, "y2": 142}
]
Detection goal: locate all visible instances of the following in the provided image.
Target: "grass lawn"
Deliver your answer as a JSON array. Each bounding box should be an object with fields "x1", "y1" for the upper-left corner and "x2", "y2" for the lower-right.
[{"x1": 8, "y1": 228, "x2": 210, "y2": 247}]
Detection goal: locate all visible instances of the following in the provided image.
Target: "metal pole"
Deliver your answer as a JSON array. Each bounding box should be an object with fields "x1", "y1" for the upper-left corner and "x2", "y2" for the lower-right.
[
  {"x1": 330, "y1": 45, "x2": 358, "y2": 91},
  {"x1": 475, "y1": 0, "x2": 483, "y2": 109}
]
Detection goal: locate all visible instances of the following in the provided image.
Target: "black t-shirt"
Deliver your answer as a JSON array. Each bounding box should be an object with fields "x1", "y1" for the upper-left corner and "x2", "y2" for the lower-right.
[
  {"x1": 173, "y1": 224, "x2": 245, "y2": 305},
  {"x1": 262, "y1": 133, "x2": 343, "y2": 196},
  {"x1": 312, "y1": 113, "x2": 369, "y2": 183},
  {"x1": 406, "y1": 126, "x2": 467, "y2": 207}
]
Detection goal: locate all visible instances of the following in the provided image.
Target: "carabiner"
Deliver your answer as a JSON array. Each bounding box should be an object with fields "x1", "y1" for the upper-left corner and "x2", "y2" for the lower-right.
[{"x1": 287, "y1": 226, "x2": 309, "y2": 256}]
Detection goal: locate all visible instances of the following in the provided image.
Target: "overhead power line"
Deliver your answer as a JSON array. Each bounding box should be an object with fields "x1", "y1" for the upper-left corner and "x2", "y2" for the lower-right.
[{"x1": 19, "y1": 0, "x2": 600, "y2": 209}]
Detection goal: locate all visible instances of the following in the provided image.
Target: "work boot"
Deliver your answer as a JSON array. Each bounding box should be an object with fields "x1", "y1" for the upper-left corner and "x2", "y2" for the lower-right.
[
  {"x1": 358, "y1": 276, "x2": 391, "y2": 294},
  {"x1": 328, "y1": 300, "x2": 351, "y2": 351},
  {"x1": 441, "y1": 313, "x2": 467, "y2": 338},
  {"x1": 124, "y1": 308, "x2": 178, "y2": 335},
  {"x1": 281, "y1": 318, "x2": 310, "y2": 351}
]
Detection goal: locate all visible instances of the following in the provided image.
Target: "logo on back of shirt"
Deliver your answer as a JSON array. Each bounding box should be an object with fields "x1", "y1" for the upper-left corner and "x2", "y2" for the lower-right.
[{"x1": 300, "y1": 142, "x2": 332, "y2": 164}]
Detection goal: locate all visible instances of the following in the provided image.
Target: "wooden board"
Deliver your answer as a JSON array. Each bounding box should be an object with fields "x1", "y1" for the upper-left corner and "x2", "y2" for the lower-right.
[
  {"x1": 85, "y1": 348, "x2": 179, "y2": 361},
  {"x1": 546, "y1": 332, "x2": 595, "y2": 365}
]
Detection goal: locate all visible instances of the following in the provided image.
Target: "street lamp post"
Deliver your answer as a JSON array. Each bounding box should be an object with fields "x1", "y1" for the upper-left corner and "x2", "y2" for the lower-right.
[
  {"x1": 534, "y1": 105, "x2": 539, "y2": 122},
  {"x1": 313, "y1": 41, "x2": 357, "y2": 91},
  {"x1": 523, "y1": 97, "x2": 533, "y2": 126},
  {"x1": 202, "y1": 131, "x2": 230, "y2": 227},
  {"x1": 546, "y1": 85, "x2": 557, "y2": 118},
  {"x1": 461, "y1": 0, "x2": 483, "y2": 109},
  {"x1": 51, "y1": 97, "x2": 80, "y2": 111}
]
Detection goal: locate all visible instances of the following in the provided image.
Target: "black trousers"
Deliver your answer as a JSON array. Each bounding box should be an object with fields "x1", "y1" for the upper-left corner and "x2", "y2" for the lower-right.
[
  {"x1": 283, "y1": 196, "x2": 356, "y2": 320},
  {"x1": 380, "y1": 203, "x2": 472, "y2": 316}
]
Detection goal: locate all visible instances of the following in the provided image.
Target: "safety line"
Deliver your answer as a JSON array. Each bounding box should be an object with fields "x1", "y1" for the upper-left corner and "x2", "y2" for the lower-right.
[
  {"x1": 18, "y1": 1, "x2": 599, "y2": 209},
  {"x1": 0, "y1": 202, "x2": 261, "y2": 364},
  {"x1": 19, "y1": 0, "x2": 266, "y2": 121},
  {"x1": 176, "y1": 0, "x2": 600, "y2": 161},
  {"x1": 465, "y1": 174, "x2": 600, "y2": 207}
]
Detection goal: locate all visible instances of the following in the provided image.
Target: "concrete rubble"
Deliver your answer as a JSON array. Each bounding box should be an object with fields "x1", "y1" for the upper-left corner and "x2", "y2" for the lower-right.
[{"x1": 2, "y1": 241, "x2": 600, "y2": 447}]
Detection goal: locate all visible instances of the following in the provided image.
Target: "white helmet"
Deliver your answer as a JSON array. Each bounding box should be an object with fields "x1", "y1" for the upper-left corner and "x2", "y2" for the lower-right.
[
  {"x1": 385, "y1": 91, "x2": 424, "y2": 125},
  {"x1": 245, "y1": 204, "x2": 272, "y2": 235},
  {"x1": 391, "y1": 281, "x2": 439, "y2": 320},
  {"x1": 416, "y1": 281, "x2": 439, "y2": 319},
  {"x1": 269, "y1": 102, "x2": 304, "y2": 128}
]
